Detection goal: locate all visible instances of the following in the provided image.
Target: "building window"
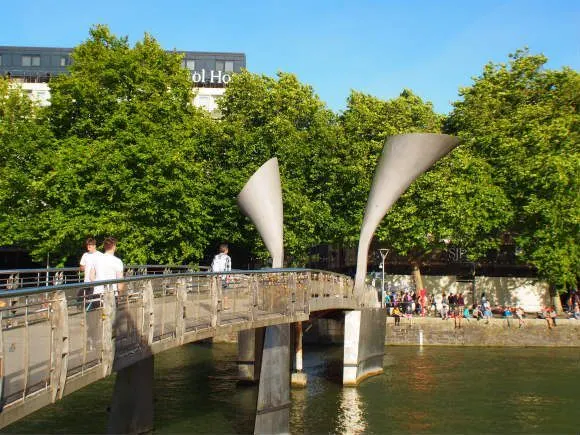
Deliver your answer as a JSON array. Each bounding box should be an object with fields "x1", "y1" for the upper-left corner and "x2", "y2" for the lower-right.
[
  {"x1": 22, "y1": 55, "x2": 41, "y2": 67},
  {"x1": 60, "y1": 56, "x2": 67, "y2": 67},
  {"x1": 216, "y1": 60, "x2": 234, "y2": 72},
  {"x1": 0, "y1": 56, "x2": 2, "y2": 66},
  {"x1": 186, "y1": 59, "x2": 195, "y2": 70}
]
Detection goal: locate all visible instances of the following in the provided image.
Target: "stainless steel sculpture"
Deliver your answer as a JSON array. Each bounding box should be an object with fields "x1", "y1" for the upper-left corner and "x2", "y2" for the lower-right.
[
  {"x1": 237, "y1": 157, "x2": 284, "y2": 268},
  {"x1": 353, "y1": 133, "x2": 459, "y2": 291}
]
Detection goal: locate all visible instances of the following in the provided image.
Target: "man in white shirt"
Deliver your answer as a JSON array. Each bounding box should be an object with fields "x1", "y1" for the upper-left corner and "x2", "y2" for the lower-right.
[
  {"x1": 79, "y1": 238, "x2": 103, "y2": 283},
  {"x1": 92, "y1": 237, "x2": 124, "y2": 295},
  {"x1": 211, "y1": 243, "x2": 232, "y2": 310}
]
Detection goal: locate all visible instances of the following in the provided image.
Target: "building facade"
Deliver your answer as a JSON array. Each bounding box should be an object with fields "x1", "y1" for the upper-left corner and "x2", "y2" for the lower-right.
[{"x1": 0, "y1": 46, "x2": 246, "y2": 113}]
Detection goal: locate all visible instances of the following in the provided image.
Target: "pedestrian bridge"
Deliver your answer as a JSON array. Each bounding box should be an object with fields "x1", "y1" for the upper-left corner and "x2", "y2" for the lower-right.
[{"x1": 0, "y1": 268, "x2": 382, "y2": 430}]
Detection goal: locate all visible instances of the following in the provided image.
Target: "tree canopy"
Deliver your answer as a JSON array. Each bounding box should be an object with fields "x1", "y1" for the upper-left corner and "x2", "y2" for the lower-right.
[
  {"x1": 207, "y1": 71, "x2": 342, "y2": 265},
  {"x1": 0, "y1": 78, "x2": 54, "y2": 252},
  {"x1": 3, "y1": 26, "x2": 214, "y2": 264},
  {"x1": 0, "y1": 25, "x2": 577, "y2": 290},
  {"x1": 445, "y1": 49, "x2": 580, "y2": 289}
]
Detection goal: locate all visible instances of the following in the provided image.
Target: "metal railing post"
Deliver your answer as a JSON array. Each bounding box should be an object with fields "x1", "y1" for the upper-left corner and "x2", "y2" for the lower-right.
[
  {"x1": 175, "y1": 278, "x2": 187, "y2": 345},
  {"x1": 210, "y1": 276, "x2": 219, "y2": 328},
  {"x1": 142, "y1": 280, "x2": 154, "y2": 347},
  {"x1": 289, "y1": 273, "x2": 296, "y2": 316},
  {"x1": 101, "y1": 287, "x2": 116, "y2": 378},
  {"x1": 49, "y1": 290, "x2": 69, "y2": 402}
]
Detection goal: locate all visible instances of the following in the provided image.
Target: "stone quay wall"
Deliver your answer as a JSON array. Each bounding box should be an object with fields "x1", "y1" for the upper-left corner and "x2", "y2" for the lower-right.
[
  {"x1": 387, "y1": 316, "x2": 580, "y2": 347},
  {"x1": 214, "y1": 316, "x2": 579, "y2": 347}
]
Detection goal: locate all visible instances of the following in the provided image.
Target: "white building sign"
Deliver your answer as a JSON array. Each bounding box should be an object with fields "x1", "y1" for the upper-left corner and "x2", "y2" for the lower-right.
[{"x1": 191, "y1": 69, "x2": 231, "y2": 85}]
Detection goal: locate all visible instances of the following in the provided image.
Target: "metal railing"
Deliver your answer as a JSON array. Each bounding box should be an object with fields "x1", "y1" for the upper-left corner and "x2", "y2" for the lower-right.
[
  {"x1": 0, "y1": 268, "x2": 373, "y2": 428},
  {"x1": 0, "y1": 265, "x2": 208, "y2": 291}
]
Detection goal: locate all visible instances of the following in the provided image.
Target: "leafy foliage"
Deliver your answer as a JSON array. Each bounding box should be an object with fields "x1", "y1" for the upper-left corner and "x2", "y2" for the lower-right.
[
  {"x1": 0, "y1": 78, "x2": 54, "y2": 250},
  {"x1": 1, "y1": 27, "x2": 576, "y2": 287},
  {"x1": 337, "y1": 90, "x2": 511, "y2": 267},
  {"x1": 8, "y1": 26, "x2": 213, "y2": 264},
  {"x1": 446, "y1": 49, "x2": 580, "y2": 288},
  {"x1": 209, "y1": 71, "x2": 342, "y2": 265}
]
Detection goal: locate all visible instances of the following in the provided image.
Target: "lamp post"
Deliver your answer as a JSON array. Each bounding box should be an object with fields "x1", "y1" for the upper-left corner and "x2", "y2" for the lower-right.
[
  {"x1": 471, "y1": 262, "x2": 476, "y2": 306},
  {"x1": 379, "y1": 249, "x2": 390, "y2": 308}
]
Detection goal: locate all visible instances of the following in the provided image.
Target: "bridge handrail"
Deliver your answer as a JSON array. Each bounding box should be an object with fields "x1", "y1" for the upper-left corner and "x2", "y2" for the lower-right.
[
  {"x1": 0, "y1": 265, "x2": 206, "y2": 274},
  {"x1": 0, "y1": 265, "x2": 209, "y2": 291},
  {"x1": 0, "y1": 268, "x2": 353, "y2": 298}
]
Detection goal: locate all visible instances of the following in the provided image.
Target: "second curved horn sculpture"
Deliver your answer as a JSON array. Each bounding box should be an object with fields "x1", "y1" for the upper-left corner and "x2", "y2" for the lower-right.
[
  {"x1": 237, "y1": 158, "x2": 289, "y2": 434},
  {"x1": 237, "y1": 157, "x2": 284, "y2": 268},
  {"x1": 353, "y1": 133, "x2": 459, "y2": 291}
]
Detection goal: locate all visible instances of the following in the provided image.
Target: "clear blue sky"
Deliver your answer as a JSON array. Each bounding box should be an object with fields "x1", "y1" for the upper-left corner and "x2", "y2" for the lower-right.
[{"x1": 2, "y1": 0, "x2": 578, "y2": 114}]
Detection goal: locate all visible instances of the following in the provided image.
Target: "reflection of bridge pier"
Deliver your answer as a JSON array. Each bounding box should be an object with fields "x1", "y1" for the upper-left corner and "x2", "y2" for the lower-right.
[{"x1": 236, "y1": 306, "x2": 385, "y2": 433}]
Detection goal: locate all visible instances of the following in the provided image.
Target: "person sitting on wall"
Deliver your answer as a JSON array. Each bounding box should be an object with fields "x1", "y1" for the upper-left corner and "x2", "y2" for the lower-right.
[
  {"x1": 472, "y1": 304, "x2": 484, "y2": 321},
  {"x1": 429, "y1": 293, "x2": 436, "y2": 316},
  {"x1": 542, "y1": 307, "x2": 554, "y2": 329},
  {"x1": 549, "y1": 306, "x2": 558, "y2": 327},
  {"x1": 463, "y1": 306, "x2": 471, "y2": 321},
  {"x1": 515, "y1": 306, "x2": 526, "y2": 328},
  {"x1": 392, "y1": 306, "x2": 402, "y2": 326},
  {"x1": 384, "y1": 293, "x2": 392, "y2": 315},
  {"x1": 503, "y1": 306, "x2": 513, "y2": 328},
  {"x1": 454, "y1": 303, "x2": 463, "y2": 329},
  {"x1": 483, "y1": 301, "x2": 492, "y2": 324},
  {"x1": 440, "y1": 292, "x2": 449, "y2": 320}
]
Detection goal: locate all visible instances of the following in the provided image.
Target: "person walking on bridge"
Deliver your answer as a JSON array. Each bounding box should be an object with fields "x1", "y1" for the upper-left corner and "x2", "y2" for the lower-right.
[
  {"x1": 92, "y1": 237, "x2": 124, "y2": 297},
  {"x1": 79, "y1": 238, "x2": 103, "y2": 306},
  {"x1": 211, "y1": 243, "x2": 232, "y2": 310},
  {"x1": 80, "y1": 237, "x2": 102, "y2": 283}
]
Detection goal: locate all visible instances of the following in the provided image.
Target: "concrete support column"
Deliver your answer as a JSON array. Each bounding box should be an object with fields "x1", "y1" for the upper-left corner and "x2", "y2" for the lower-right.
[
  {"x1": 254, "y1": 324, "x2": 290, "y2": 435},
  {"x1": 291, "y1": 322, "x2": 307, "y2": 388},
  {"x1": 237, "y1": 328, "x2": 264, "y2": 383},
  {"x1": 343, "y1": 309, "x2": 386, "y2": 386},
  {"x1": 107, "y1": 356, "x2": 154, "y2": 434}
]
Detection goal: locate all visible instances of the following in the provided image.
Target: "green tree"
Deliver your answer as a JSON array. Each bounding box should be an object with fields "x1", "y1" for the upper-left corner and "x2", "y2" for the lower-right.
[
  {"x1": 24, "y1": 25, "x2": 213, "y2": 265},
  {"x1": 0, "y1": 78, "x2": 54, "y2": 253},
  {"x1": 207, "y1": 71, "x2": 343, "y2": 265},
  {"x1": 337, "y1": 90, "x2": 444, "y2": 239},
  {"x1": 446, "y1": 49, "x2": 580, "y2": 303},
  {"x1": 340, "y1": 90, "x2": 511, "y2": 291}
]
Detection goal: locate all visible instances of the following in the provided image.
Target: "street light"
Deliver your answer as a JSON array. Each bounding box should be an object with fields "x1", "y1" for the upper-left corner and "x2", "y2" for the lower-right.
[{"x1": 379, "y1": 249, "x2": 390, "y2": 308}]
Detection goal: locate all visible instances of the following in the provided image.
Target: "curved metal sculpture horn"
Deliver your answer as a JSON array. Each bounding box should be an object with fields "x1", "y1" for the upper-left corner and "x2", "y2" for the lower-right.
[
  {"x1": 354, "y1": 133, "x2": 459, "y2": 290},
  {"x1": 237, "y1": 158, "x2": 284, "y2": 268}
]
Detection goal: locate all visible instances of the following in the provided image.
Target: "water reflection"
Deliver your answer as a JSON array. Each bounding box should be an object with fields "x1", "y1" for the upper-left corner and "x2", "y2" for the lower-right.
[
  {"x1": 4, "y1": 345, "x2": 580, "y2": 434},
  {"x1": 290, "y1": 387, "x2": 308, "y2": 431},
  {"x1": 336, "y1": 387, "x2": 367, "y2": 434}
]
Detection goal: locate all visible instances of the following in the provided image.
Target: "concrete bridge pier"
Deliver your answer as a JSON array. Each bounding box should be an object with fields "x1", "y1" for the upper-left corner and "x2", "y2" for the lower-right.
[
  {"x1": 343, "y1": 309, "x2": 386, "y2": 386},
  {"x1": 107, "y1": 355, "x2": 154, "y2": 434},
  {"x1": 254, "y1": 324, "x2": 291, "y2": 435},
  {"x1": 237, "y1": 328, "x2": 265, "y2": 383}
]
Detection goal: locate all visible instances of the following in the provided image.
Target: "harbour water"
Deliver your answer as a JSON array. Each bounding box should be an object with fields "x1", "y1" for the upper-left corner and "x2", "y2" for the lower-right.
[{"x1": 4, "y1": 343, "x2": 579, "y2": 434}]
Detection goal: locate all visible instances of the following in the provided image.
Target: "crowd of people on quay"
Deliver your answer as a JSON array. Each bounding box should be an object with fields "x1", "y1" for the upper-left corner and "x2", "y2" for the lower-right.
[{"x1": 384, "y1": 287, "x2": 580, "y2": 329}]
